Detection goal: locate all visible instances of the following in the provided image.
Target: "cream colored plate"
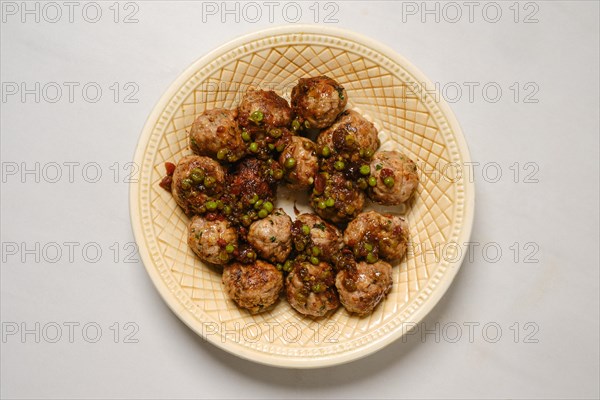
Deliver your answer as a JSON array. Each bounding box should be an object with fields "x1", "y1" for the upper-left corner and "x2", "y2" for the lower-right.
[{"x1": 130, "y1": 26, "x2": 474, "y2": 368}]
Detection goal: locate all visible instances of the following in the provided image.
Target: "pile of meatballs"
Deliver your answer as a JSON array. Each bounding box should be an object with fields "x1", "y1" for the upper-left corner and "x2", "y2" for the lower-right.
[{"x1": 160, "y1": 76, "x2": 419, "y2": 317}]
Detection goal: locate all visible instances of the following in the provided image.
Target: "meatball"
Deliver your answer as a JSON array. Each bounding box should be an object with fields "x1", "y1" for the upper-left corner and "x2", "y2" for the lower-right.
[
  {"x1": 247, "y1": 209, "x2": 292, "y2": 263},
  {"x1": 310, "y1": 172, "x2": 365, "y2": 223},
  {"x1": 222, "y1": 260, "x2": 283, "y2": 313},
  {"x1": 237, "y1": 89, "x2": 292, "y2": 130},
  {"x1": 286, "y1": 261, "x2": 339, "y2": 317},
  {"x1": 317, "y1": 110, "x2": 379, "y2": 163},
  {"x1": 291, "y1": 213, "x2": 344, "y2": 262},
  {"x1": 279, "y1": 136, "x2": 319, "y2": 190},
  {"x1": 189, "y1": 108, "x2": 246, "y2": 162},
  {"x1": 171, "y1": 155, "x2": 226, "y2": 214},
  {"x1": 343, "y1": 211, "x2": 409, "y2": 262},
  {"x1": 224, "y1": 157, "x2": 280, "y2": 216},
  {"x1": 291, "y1": 76, "x2": 347, "y2": 129},
  {"x1": 188, "y1": 216, "x2": 237, "y2": 265},
  {"x1": 336, "y1": 260, "x2": 393, "y2": 316},
  {"x1": 368, "y1": 151, "x2": 419, "y2": 205}
]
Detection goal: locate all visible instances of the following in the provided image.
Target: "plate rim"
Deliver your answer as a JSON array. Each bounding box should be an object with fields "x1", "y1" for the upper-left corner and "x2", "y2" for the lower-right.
[{"x1": 130, "y1": 24, "x2": 475, "y2": 368}]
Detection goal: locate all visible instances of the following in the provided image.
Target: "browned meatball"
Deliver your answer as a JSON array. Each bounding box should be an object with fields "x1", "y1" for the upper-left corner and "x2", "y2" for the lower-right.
[
  {"x1": 336, "y1": 260, "x2": 393, "y2": 316},
  {"x1": 224, "y1": 157, "x2": 280, "y2": 216},
  {"x1": 279, "y1": 136, "x2": 318, "y2": 190},
  {"x1": 189, "y1": 108, "x2": 246, "y2": 162},
  {"x1": 222, "y1": 260, "x2": 283, "y2": 313},
  {"x1": 291, "y1": 214, "x2": 344, "y2": 262},
  {"x1": 247, "y1": 209, "x2": 292, "y2": 263},
  {"x1": 310, "y1": 172, "x2": 365, "y2": 224},
  {"x1": 237, "y1": 89, "x2": 292, "y2": 130},
  {"x1": 344, "y1": 211, "x2": 409, "y2": 262},
  {"x1": 188, "y1": 216, "x2": 237, "y2": 265},
  {"x1": 286, "y1": 261, "x2": 339, "y2": 317},
  {"x1": 291, "y1": 76, "x2": 347, "y2": 129},
  {"x1": 369, "y1": 151, "x2": 419, "y2": 205},
  {"x1": 171, "y1": 155, "x2": 226, "y2": 214},
  {"x1": 317, "y1": 110, "x2": 379, "y2": 162}
]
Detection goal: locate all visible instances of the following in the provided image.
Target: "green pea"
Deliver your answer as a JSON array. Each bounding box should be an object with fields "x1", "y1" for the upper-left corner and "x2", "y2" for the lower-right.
[
  {"x1": 334, "y1": 161, "x2": 345, "y2": 171},
  {"x1": 276, "y1": 263, "x2": 283, "y2": 271},
  {"x1": 254, "y1": 199, "x2": 264, "y2": 210},
  {"x1": 312, "y1": 246, "x2": 321, "y2": 256},
  {"x1": 310, "y1": 256, "x2": 319, "y2": 265},
  {"x1": 250, "y1": 110, "x2": 264, "y2": 123},
  {"x1": 276, "y1": 143, "x2": 285, "y2": 152},
  {"x1": 217, "y1": 148, "x2": 228, "y2": 160},
  {"x1": 302, "y1": 225, "x2": 310, "y2": 235},
  {"x1": 270, "y1": 128, "x2": 282, "y2": 138},
  {"x1": 283, "y1": 260, "x2": 293, "y2": 272},
  {"x1": 364, "y1": 148, "x2": 374, "y2": 159},
  {"x1": 249, "y1": 142, "x2": 258, "y2": 153},
  {"x1": 219, "y1": 252, "x2": 229, "y2": 262},
  {"x1": 181, "y1": 178, "x2": 192, "y2": 190},
  {"x1": 263, "y1": 201, "x2": 274, "y2": 212},
  {"x1": 291, "y1": 119, "x2": 301, "y2": 131},
  {"x1": 268, "y1": 143, "x2": 275, "y2": 150},
  {"x1": 364, "y1": 243, "x2": 373, "y2": 252},
  {"x1": 203, "y1": 176, "x2": 216, "y2": 188},
  {"x1": 317, "y1": 200, "x2": 327, "y2": 209},
  {"x1": 223, "y1": 205, "x2": 232, "y2": 215},
  {"x1": 191, "y1": 168, "x2": 204, "y2": 177},
  {"x1": 205, "y1": 200, "x2": 218, "y2": 211},
  {"x1": 359, "y1": 165, "x2": 371, "y2": 175},
  {"x1": 345, "y1": 134, "x2": 355, "y2": 145},
  {"x1": 366, "y1": 252, "x2": 378, "y2": 264},
  {"x1": 258, "y1": 209, "x2": 268, "y2": 218},
  {"x1": 241, "y1": 215, "x2": 252, "y2": 226},
  {"x1": 190, "y1": 172, "x2": 203, "y2": 184},
  {"x1": 246, "y1": 250, "x2": 256, "y2": 259},
  {"x1": 273, "y1": 169, "x2": 284, "y2": 180},
  {"x1": 304, "y1": 120, "x2": 311, "y2": 129},
  {"x1": 284, "y1": 157, "x2": 296, "y2": 169},
  {"x1": 321, "y1": 146, "x2": 331, "y2": 157},
  {"x1": 225, "y1": 243, "x2": 235, "y2": 253},
  {"x1": 249, "y1": 194, "x2": 258, "y2": 204},
  {"x1": 325, "y1": 197, "x2": 335, "y2": 207},
  {"x1": 241, "y1": 130, "x2": 251, "y2": 142},
  {"x1": 368, "y1": 176, "x2": 377, "y2": 187},
  {"x1": 384, "y1": 176, "x2": 395, "y2": 188}
]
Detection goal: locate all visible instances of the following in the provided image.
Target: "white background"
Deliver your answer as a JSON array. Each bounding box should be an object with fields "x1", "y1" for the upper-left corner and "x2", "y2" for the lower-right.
[{"x1": 1, "y1": 1, "x2": 599, "y2": 399}]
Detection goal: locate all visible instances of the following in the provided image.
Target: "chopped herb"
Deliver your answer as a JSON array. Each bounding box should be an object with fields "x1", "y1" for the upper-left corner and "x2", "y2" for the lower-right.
[
  {"x1": 270, "y1": 236, "x2": 277, "y2": 243},
  {"x1": 313, "y1": 223, "x2": 326, "y2": 231}
]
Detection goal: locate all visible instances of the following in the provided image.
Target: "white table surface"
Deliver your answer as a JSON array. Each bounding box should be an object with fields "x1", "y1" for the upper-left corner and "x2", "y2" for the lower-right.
[{"x1": 1, "y1": 1, "x2": 598, "y2": 399}]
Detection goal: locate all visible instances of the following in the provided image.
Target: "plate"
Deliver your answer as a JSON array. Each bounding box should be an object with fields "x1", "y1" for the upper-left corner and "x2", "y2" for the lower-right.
[{"x1": 130, "y1": 25, "x2": 474, "y2": 368}]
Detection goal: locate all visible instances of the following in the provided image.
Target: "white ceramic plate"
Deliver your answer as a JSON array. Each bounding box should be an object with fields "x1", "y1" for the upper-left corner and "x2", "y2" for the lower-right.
[{"x1": 130, "y1": 25, "x2": 474, "y2": 368}]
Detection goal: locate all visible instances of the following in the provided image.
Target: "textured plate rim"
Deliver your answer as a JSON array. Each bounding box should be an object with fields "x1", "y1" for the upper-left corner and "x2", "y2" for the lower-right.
[{"x1": 130, "y1": 25, "x2": 475, "y2": 369}]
